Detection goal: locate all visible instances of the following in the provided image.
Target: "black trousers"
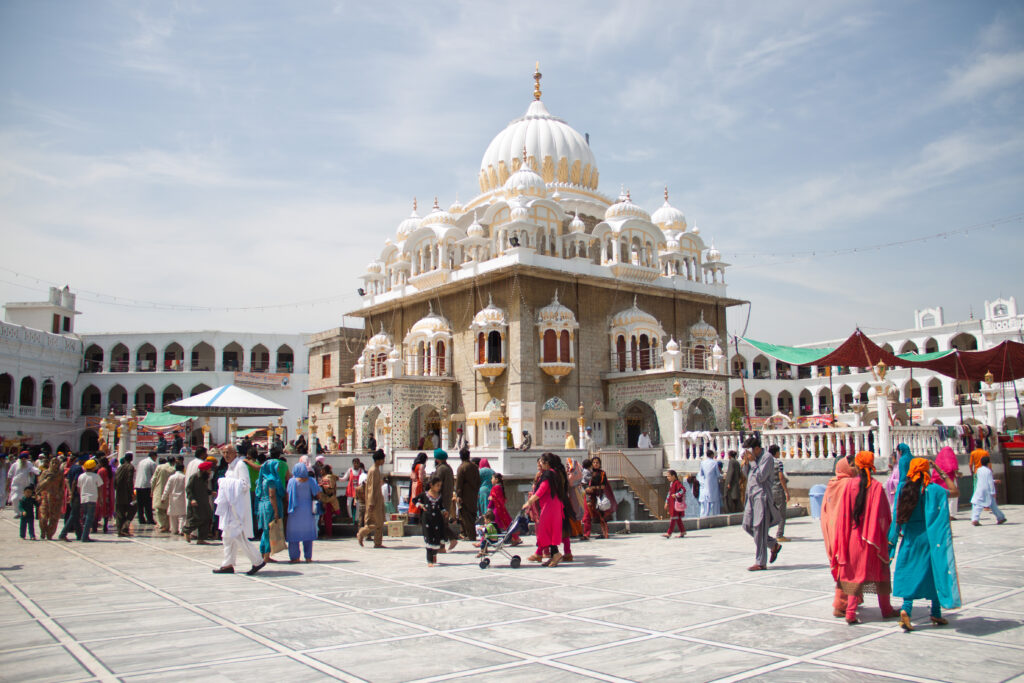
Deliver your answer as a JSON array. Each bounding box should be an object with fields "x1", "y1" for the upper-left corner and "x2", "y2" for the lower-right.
[{"x1": 135, "y1": 488, "x2": 153, "y2": 524}]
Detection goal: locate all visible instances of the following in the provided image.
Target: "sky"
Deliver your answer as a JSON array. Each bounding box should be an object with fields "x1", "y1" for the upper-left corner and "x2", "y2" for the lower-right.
[{"x1": 0, "y1": 1, "x2": 1022, "y2": 344}]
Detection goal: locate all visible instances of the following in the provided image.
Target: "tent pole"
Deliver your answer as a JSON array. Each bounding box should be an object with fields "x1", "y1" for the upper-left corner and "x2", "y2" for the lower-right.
[{"x1": 733, "y1": 335, "x2": 752, "y2": 432}]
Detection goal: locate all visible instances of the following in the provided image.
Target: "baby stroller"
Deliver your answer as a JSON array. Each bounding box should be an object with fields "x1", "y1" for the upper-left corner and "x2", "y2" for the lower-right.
[{"x1": 478, "y1": 512, "x2": 531, "y2": 569}]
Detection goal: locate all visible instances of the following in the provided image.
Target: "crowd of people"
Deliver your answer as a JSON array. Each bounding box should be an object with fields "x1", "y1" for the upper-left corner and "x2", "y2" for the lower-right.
[
  {"x1": 4, "y1": 434, "x2": 1009, "y2": 617},
  {"x1": 818, "y1": 439, "x2": 1005, "y2": 628}
]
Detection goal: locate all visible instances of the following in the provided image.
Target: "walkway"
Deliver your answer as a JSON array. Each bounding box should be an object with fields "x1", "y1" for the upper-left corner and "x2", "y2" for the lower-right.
[{"x1": 1, "y1": 511, "x2": 1022, "y2": 682}]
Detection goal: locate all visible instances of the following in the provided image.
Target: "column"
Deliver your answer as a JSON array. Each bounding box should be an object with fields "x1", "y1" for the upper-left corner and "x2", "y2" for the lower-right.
[
  {"x1": 118, "y1": 416, "x2": 129, "y2": 459},
  {"x1": 672, "y1": 400, "x2": 684, "y2": 463},
  {"x1": 871, "y1": 379, "x2": 892, "y2": 465}
]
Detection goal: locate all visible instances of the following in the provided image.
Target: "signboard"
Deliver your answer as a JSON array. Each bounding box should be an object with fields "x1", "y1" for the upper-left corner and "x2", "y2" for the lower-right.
[{"x1": 234, "y1": 372, "x2": 291, "y2": 390}]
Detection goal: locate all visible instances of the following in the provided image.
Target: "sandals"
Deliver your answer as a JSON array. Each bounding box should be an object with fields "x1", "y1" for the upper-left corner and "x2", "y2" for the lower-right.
[
  {"x1": 930, "y1": 616, "x2": 948, "y2": 626},
  {"x1": 898, "y1": 610, "x2": 914, "y2": 632}
]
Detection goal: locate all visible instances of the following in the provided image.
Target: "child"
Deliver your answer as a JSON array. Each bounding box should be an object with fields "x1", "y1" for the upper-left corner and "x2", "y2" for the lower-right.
[
  {"x1": 414, "y1": 475, "x2": 456, "y2": 566},
  {"x1": 663, "y1": 470, "x2": 686, "y2": 538},
  {"x1": 476, "y1": 510, "x2": 500, "y2": 557},
  {"x1": 19, "y1": 485, "x2": 38, "y2": 540},
  {"x1": 488, "y1": 473, "x2": 520, "y2": 546}
]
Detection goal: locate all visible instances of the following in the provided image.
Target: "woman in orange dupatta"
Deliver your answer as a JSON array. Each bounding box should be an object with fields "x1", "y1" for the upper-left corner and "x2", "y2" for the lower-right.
[
  {"x1": 820, "y1": 455, "x2": 856, "y2": 616},
  {"x1": 830, "y1": 451, "x2": 896, "y2": 624}
]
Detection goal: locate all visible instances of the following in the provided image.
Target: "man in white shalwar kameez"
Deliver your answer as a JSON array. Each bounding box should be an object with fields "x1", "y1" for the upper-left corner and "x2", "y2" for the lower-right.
[
  {"x1": 213, "y1": 447, "x2": 264, "y2": 575},
  {"x1": 697, "y1": 451, "x2": 722, "y2": 517}
]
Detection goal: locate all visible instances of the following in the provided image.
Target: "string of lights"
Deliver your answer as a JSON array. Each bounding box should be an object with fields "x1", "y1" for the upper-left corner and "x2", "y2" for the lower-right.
[{"x1": 725, "y1": 212, "x2": 1021, "y2": 265}]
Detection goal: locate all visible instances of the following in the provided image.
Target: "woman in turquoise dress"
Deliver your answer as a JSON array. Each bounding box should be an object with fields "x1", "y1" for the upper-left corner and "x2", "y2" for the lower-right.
[
  {"x1": 286, "y1": 462, "x2": 321, "y2": 563},
  {"x1": 477, "y1": 458, "x2": 494, "y2": 515},
  {"x1": 256, "y1": 460, "x2": 286, "y2": 563},
  {"x1": 888, "y1": 454, "x2": 961, "y2": 631}
]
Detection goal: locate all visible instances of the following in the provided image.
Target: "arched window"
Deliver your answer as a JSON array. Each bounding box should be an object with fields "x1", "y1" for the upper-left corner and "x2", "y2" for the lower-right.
[
  {"x1": 639, "y1": 334, "x2": 651, "y2": 370},
  {"x1": 477, "y1": 332, "x2": 487, "y2": 364},
  {"x1": 559, "y1": 330, "x2": 571, "y2": 363},
  {"x1": 486, "y1": 331, "x2": 501, "y2": 363},
  {"x1": 436, "y1": 341, "x2": 446, "y2": 374},
  {"x1": 543, "y1": 329, "x2": 557, "y2": 363},
  {"x1": 616, "y1": 335, "x2": 626, "y2": 372},
  {"x1": 694, "y1": 344, "x2": 706, "y2": 370}
]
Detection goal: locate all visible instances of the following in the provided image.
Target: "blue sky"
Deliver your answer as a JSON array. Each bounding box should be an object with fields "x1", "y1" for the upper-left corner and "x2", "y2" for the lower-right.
[{"x1": 0, "y1": 1, "x2": 1021, "y2": 343}]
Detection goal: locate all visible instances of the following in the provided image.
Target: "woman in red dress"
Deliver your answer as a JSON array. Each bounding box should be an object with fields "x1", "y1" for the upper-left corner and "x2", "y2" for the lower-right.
[
  {"x1": 829, "y1": 451, "x2": 897, "y2": 624},
  {"x1": 522, "y1": 453, "x2": 565, "y2": 567},
  {"x1": 487, "y1": 472, "x2": 520, "y2": 545},
  {"x1": 96, "y1": 455, "x2": 114, "y2": 534},
  {"x1": 408, "y1": 452, "x2": 427, "y2": 524}
]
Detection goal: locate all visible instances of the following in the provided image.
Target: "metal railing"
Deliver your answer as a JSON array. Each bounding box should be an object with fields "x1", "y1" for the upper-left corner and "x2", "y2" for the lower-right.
[{"x1": 599, "y1": 449, "x2": 666, "y2": 520}]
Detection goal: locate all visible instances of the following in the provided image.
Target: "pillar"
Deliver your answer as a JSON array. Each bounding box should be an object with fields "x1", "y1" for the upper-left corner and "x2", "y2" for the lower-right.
[
  {"x1": 871, "y1": 379, "x2": 891, "y2": 466},
  {"x1": 118, "y1": 416, "x2": 128, "y2": 459}
]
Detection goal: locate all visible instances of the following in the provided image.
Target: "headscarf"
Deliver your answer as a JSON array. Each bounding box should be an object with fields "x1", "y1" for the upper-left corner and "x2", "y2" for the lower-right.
[
  {"x1": 433, "y1": 448, "x2": 448, "y2": 461},
  {"x1": 854, "y1": 451, "x2": 875, "y2": 472},
  {"x1": 934, "y1": 446, "x2": 958, "y2": 490},
  {"x1": 821, "y1": 456, "x2": 857, "y2": 559},
  {"x1": 257, "y1": 460, "x2": 285, "y2": 502},
  {"x1": 315, "y1": 455, "x2": 325, "y2": 464},
  {"x1": 293, "y1": 462, "x2": 310, "y2": 479},
  {"x1": 299, "y1": 455, "x2": 310, "y2": 467},
  {"x1": 479, "y1": 458, "x2": 491, "y2": 469},
  {"x1": 907, "y1": 457, "x2": 931, "y2": 488},
  {"x1": 198, "y1": 461, "x2": 213, "y2": 472},
  {"x1": 83, "y1": 459, "x2": 97, "y2": 470}
]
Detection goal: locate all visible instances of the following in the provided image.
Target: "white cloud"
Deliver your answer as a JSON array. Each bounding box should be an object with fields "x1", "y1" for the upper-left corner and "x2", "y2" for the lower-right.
[{"x1": 943, "y1": 50, "x2": 1024, "y2": 102}]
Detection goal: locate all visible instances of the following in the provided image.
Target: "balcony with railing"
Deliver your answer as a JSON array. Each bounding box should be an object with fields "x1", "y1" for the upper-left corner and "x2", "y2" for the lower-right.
[{"x1": 19, "y1": 405, "x2": 37, "y2": 417}]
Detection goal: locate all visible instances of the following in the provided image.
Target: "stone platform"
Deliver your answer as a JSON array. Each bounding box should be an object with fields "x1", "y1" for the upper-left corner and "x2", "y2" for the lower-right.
[{"x1": 1, "y1": 509, "x2": 1022, "y2": 682}]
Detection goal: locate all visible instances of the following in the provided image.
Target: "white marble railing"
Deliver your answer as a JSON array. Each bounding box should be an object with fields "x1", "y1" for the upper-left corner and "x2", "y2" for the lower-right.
[
  {"x1": 891, "y1": 425, "x2": 965, "y2": 457},
  {"x1": 677, "y1": 424, "x2": 966, "y2": 461}
]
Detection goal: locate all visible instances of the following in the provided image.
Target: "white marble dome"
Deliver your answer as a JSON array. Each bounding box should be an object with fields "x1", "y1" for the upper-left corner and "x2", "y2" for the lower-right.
[
  {"x1": 569, "y1": 212, "x2": 586, "y2": 233},
  {"x1": 420, "y1": 198, "x2": 456, "y2": 229},
  {"x1": 651, "y1": 188, "x2": 686, "y2": 232},
  {"x1": 706, "y1": 242, "x2": 721, "y2": 262},
  {"x1": 480, "y1": 99, "x2": 598, "y2": 193},
  {"x1": 472, "y1": 295, "x2": 507, "y2": 328},
  {"x1": 605, "y1": 189, "x2": 651, "y2": 222},
  {"x1": 467, "y1": 214, "x2": 485, "y2": 238},
  {"x1": 409, "y1": 305, "x2": 452, "y2": 335},
  {"x1": 447, "y1": 196, "x2": 466, "y2": 217},
  {"x1": 365, "y1": 260, "x2": 382, "y2": 274},
  {"x1": 396, "y1": 200, "x2": 422, "y2": 241},
  {"x1": 366, "y1": 326, "x2": 392, "y2": 349},
  {"x1": 537, "y1": 291, "x2": 577, "y2": 325},
  {"x1": 503, "y1": 155, "x2": 548, "y2": 198},
  {"x1": 610, "y1": 299, "x2": 660, "y2": 330}
]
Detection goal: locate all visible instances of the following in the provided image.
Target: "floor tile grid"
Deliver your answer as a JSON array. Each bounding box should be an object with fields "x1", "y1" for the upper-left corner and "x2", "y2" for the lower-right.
[
  {"x1": 111, "y1": 535, "x2": 752, "y2": 682},
  {"x1": 0, "y1": 572, "x2": 117, "y2": 683},
  {"x1": 43, "y1": 541, "x2": 373, "y2": 683},
  {"x1": 132, "y1": 540, "x2": 655, "y2": 683},
  {"x1": 4, "y1": 514, "x2": 1021, "y2": 683}
]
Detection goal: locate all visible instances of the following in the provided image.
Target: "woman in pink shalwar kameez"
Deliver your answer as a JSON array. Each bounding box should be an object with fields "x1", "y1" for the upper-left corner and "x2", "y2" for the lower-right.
[{"x1": 522, "y1": 453, "x2": 565, "y2": 567}]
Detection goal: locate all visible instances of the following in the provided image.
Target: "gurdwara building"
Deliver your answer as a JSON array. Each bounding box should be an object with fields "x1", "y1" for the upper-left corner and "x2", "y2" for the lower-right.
[{"x1": 348, "y1": 69, "x2": 743, "y2": 457}]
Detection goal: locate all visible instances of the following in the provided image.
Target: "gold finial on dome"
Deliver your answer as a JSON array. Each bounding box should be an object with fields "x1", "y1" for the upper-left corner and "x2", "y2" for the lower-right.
[
  {"x1": 533, "y1": 62, "x2": 542, "y2": 100},
  {"x1": 664, "y1": 186, "x2": 669, "y2": 201},
  {"x1": 625, "y1": 188, "x2": 632, "y2": 201},
  {"x1": 432, "y1": 196, "x2": 440, "y2": 211},
  {"x1": 413, "y1": 197, "x2": 418, "y2": 212}
]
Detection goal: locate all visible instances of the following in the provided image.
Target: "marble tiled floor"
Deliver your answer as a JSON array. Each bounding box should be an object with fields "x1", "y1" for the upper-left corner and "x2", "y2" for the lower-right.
[{"x1": 1, "y1": 509, "x2": 1022, "y2": 682}]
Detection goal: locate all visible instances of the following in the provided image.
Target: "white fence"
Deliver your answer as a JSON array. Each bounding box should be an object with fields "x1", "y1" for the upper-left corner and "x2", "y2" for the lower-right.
[{"x1": 678, "y1": 425, "x2": 965, "y2": 461}]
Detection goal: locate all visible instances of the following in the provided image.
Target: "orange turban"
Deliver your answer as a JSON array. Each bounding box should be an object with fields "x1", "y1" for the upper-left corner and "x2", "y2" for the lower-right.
[
  {"x1": 907, "y1": 457, "x2": 931, "y2": 488},
  {"x1": 854, "y1": 451, "x2": 875, "y2": 472}
]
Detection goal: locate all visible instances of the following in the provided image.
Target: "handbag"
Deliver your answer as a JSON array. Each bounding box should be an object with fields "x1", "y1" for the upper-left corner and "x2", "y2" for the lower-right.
[
  {"x1": 596, "y1": 494, "x2": 612, "y2": 512},
  {"x1": 268, "y1": 518, "x2": 286, "y2": 554}
]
